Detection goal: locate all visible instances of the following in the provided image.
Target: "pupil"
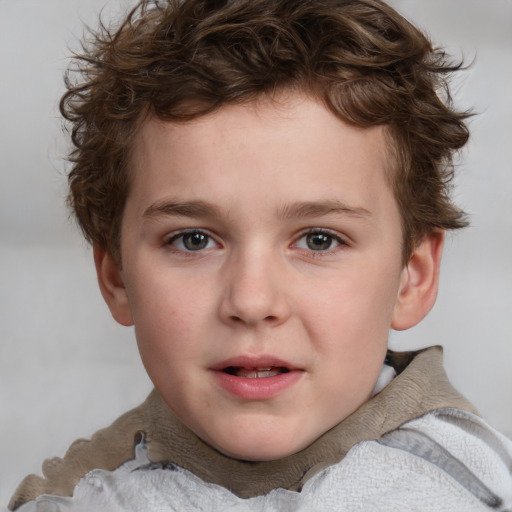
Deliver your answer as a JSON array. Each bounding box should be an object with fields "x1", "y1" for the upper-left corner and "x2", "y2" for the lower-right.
[
  {"x1": 307, "y1": 233, "x2": 332, "y2": 251},
  {"x1": 184, "y1": 232, "x2": 208, "y2": 250}
]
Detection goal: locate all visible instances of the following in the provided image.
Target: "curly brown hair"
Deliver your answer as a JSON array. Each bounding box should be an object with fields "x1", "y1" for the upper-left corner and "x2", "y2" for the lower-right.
[{"x1": 61, "y1": 0, "x2": 470, "y2": 265}]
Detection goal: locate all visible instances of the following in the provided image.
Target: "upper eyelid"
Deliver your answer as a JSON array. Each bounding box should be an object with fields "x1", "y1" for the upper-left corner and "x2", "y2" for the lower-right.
[
  {"x1": 165, "y1": 227, "x2": 216, "y2": 240},
  {"x1": 293, "y1": 227, "x2": 348, "y2": 243}
]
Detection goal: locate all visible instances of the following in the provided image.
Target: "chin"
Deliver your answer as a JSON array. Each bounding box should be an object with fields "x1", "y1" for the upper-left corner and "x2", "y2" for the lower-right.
[
  {"x1": 191, "y1": 411, "x2": 321, "y2": 461},
  {"x1": 213, "y1": 434, "x2": 309, "y2": 462}
]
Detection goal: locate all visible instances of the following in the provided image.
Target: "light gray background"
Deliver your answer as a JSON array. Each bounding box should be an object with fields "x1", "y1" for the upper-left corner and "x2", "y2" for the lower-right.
[{"x1": 1, "y1": 0, "x2": 511, "y2": 506}]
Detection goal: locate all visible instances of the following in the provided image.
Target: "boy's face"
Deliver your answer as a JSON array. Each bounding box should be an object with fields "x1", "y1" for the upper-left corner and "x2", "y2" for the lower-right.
[{"x1": 112, "y1": 93, "x2": 410, "y2": 460}]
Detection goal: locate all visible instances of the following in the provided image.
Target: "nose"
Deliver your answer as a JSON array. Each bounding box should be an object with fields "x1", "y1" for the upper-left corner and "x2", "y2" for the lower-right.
[{"x1": 218, "y1": 249, "x2": 291, "y2": 327}]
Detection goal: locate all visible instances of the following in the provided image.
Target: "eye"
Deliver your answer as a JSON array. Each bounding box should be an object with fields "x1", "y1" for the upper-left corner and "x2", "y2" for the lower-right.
[
  {"x1": 167, "y1": 230, "x2": 217, "y2": 252},
  {"x1": 294, "y1": 229, "x2": 344, "y2": 252}
]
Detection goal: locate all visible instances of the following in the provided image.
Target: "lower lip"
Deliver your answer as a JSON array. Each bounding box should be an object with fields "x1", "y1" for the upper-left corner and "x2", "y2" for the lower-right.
[{"x1": 212, "y1": 370, "x2": 304, "y2": 400}]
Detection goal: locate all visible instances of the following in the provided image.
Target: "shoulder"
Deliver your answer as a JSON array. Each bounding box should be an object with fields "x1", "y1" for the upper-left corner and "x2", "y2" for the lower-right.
[
  {"x1": 353, "y1": 408, "x2": 512, "y2": 510},
  {"x1": 277, "y1": 409, "x2": 512, "y2": 511},
  {"x1": 8, "y1": 393, "x2": 155, "y2": 511}
]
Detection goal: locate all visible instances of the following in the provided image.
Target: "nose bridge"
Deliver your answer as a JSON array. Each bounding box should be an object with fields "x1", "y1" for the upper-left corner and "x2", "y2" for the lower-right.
[{"x1": 219, "y1": 242, "x2": 290, "y2": 327}]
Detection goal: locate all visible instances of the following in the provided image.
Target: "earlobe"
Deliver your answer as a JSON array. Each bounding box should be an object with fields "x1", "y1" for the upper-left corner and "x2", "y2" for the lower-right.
[
  {"x1": 93, "y1": 245, "x2": 134, "y2": 327},
  {"x1": 391, "y1": 230, "x2": 444, "y2": 331}
]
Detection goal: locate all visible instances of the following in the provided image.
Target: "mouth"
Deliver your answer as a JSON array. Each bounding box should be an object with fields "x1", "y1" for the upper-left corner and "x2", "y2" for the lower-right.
[
  {"x1": 222, "y1": 366, "x2": 291, "y2": 379},
  {"x1": 211, "y1": 356, "x2": 302, "y2": 399}
]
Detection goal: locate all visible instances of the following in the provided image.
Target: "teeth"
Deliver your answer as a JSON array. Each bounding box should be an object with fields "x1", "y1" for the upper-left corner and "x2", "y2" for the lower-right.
[
  {"x1": 225, "y1": 366, "x2": 286, "y2": 378},
  {"x1": 237, "y1": 367, "x2": 279, "y2": 378}
]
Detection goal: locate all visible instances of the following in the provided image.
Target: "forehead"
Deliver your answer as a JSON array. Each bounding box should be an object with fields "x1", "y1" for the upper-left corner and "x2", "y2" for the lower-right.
[{"x1": 128, "y1": 93, "x2": 397, "y2": 222}]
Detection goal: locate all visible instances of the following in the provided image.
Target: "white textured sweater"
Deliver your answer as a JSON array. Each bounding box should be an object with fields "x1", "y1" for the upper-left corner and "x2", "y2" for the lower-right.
[{"x1": 16, "y1": 408, "x2": 512, "y2": 511}]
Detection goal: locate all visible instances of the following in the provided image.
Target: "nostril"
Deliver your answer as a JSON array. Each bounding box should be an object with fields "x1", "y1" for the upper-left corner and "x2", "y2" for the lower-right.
[{"x1": 229, "y1": 314, "x2": 276, "y2": 324}]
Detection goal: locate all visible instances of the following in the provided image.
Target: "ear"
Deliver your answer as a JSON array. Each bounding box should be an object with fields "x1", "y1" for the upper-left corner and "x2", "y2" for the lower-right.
[
  {"x1": 391, "y1": 230, "x2": 444, "y2": 331},
  {"x1": 93, "y1": 244, "x2": 134, "y2": 327}
]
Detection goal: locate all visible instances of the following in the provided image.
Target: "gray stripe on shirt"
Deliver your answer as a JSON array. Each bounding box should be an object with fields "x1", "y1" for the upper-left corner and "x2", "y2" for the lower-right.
[
  {"x1": 377, "y1": 427, "x2": 503, "y2": 509},
  {"x1": 433, "y1": 408, "x2": 512, "y2": 473}
]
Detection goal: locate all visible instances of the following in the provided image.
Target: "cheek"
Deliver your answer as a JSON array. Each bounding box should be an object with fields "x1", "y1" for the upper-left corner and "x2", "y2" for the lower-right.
[
  {"x1": 301, "y1": 264, "x2": 401, "y2": 349},
  {"x1": 127, "y1": 260, "x2": 195, "y2": 316},
  {"x1": 127, "y1": 269, "x2": 217, "y2": 359}
]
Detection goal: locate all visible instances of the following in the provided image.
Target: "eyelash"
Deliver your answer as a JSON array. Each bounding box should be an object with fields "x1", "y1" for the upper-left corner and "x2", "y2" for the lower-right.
[
  {"x1": 163, "y1": 228, "x2": 348, "y2": 256},
  {"x1": 164, "y1": 229, "x2": 219, "y2": 254},
  {"x1": 293, "y1": 228, "x2": 348, "y2": 257}
]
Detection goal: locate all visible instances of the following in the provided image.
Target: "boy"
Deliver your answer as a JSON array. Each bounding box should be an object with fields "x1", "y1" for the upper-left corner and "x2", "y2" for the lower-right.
[{"x1": 8, "y1": 0, "x2": 512, "y2": 510}]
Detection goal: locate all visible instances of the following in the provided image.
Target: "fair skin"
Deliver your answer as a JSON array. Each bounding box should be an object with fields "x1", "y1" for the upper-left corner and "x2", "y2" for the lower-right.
[{"x1": 95, "y1": 92, "x2": 443, "y2": 461}]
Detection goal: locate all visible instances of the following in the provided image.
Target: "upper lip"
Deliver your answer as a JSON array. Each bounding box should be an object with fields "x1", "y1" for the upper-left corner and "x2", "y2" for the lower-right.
[{"x1": 211, "y1": 355, "x2": 300, "y2": 372}]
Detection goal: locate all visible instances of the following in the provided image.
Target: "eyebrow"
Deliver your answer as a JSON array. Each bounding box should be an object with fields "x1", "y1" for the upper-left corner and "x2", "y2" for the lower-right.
[
  {"x1": 143, "y1": 198, "x2": 371, "y2": 221},
  {"x1": 143, "y1": 200, "x2": 224, "y2": 220},
  {"x1": 277, "y1": 200, "x2": 372, "y2": 220}
]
